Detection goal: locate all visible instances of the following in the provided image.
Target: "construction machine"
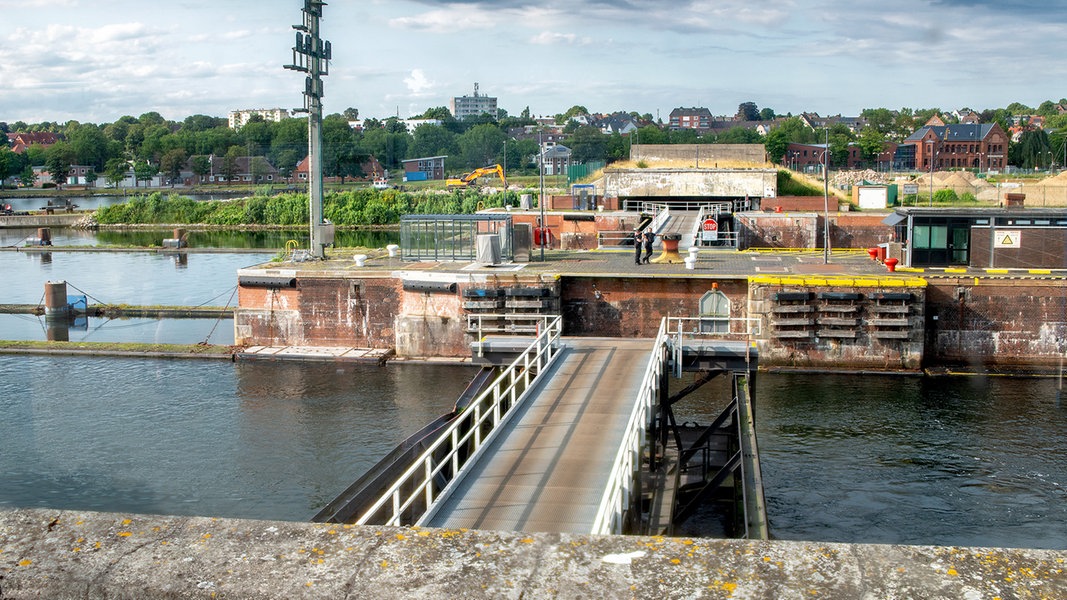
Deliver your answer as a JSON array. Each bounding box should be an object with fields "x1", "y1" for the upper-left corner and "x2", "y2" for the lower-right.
[{"x1": 446, "y1": 164, "x2": 506, "y2": 189}]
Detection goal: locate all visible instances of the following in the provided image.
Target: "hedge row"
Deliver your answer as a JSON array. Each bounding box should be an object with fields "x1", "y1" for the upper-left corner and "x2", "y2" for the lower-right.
[{"x1": 94, "y1": 189, "x2": 521, "y2": 226}]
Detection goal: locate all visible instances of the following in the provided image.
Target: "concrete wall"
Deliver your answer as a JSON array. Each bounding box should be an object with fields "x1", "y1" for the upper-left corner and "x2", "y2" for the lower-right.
[
  {"x1": 736, "y1": 213, "x2": 820, "y2": 249},
  {"x1": 4, "y1": 508, "x2": 1063, "y2": 599},
  {"x1": 925, "y1": 278, "x2": 1067, "y2": 369},
  {"x1": 603, "y1": 168, "x2": 778, "y2": 199},
  {"x1": 631, "y1": 143, "x2": 767, "y2": 164},
  {"x1": 737, "y1": 213, "x2": 897, "y2": 250}
]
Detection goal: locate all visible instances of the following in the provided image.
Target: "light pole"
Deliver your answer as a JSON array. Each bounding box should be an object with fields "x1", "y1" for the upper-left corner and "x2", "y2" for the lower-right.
[
  {"x1": 822, "y1": 128, "x2": 830, "y2": 264},
  {"x1": 285, "y1": 1, "x2": 331, "y2": 259},
  {"x1": 539, "y1": 129, "x2": 545, "y2": 262},
  {"x1": 927, "y1": 140, "x2": 935, "y2": 207}
]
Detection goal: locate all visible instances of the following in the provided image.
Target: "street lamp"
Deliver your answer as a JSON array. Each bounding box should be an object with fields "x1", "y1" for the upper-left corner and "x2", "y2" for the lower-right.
[
  {"x1": 539, "y1": 129, "x2": 545, "y2": 262},
  {"x1": 822, "y1": 128, "x2": 831, "y2": 264},
  {"x1": 927, "y1": 140, "x2": 935, "y2": 207}
]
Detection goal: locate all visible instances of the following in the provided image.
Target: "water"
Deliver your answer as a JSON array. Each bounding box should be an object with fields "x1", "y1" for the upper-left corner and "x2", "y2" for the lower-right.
[
  {"x1": 673, "y1": 372, "x2": 1067, "y2": 549},
  {"x1": 0, "y1": 250, "x2": 267, "y2": 306},
  {"x1": 0, "y1": 314, "x2": 234, "y2": 345},
  {"x1": 0, "y1": 355, "x2": 477, "y2": 521}
]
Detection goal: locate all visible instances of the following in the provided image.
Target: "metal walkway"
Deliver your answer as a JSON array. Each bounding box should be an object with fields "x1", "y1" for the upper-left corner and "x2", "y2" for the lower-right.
[{"x1": 423, "y1": 338, "x2": 650, "y2": 533}]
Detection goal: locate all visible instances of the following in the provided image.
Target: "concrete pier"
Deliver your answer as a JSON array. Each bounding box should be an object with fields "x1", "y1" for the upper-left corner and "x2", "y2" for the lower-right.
[{"x1": 1, "y1": 508, "x2": 1063, "y2": 599}]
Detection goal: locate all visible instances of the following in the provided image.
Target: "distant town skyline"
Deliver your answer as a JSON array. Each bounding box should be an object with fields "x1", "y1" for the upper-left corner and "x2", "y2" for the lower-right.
[{"x1": 2, "y1": 0, "x2": 1066, "y2": 125}]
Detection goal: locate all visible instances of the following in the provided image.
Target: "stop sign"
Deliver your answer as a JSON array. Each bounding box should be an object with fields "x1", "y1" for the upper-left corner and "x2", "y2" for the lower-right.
[{"x1": 702, "y1": 218, "x2": 718, "y2": 231}]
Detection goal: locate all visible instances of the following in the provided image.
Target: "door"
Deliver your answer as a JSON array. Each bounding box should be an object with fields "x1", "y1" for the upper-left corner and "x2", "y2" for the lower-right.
[{"x1": 950, "y1": 226, "x2": 970, "y2": 265}]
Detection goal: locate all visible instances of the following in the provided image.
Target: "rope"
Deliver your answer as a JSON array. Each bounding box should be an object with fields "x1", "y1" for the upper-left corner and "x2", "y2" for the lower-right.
[
  {"x1": 201, "y1": 285, "x2": 238, "y2": 345},
  {"x1": 65, "y1": 283, "x2": 112, "y2": 307},
  {"x1": 190, "y1": 285, "x2": 238, "y2": 309}
]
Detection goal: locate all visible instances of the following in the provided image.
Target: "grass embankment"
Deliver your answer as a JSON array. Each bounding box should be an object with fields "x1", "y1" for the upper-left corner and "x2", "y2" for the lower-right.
[{"x1": 0, "y1": 340, "x2": 238, "y2": 359}]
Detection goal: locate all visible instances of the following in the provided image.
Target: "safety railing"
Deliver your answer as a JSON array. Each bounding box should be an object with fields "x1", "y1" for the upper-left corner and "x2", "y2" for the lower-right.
[
  {"x1": 590, "y1": 317, "x2": 669, "y2": 535},
  {"x1": 355, "y1": 316, "x2": 563, "y2": 527},
  {"x1": 465, "y1": 313, "x2": 554, "y2": 336},
  {"x1": 667, "y1": 316, "x2": 761, "y2": 339}
]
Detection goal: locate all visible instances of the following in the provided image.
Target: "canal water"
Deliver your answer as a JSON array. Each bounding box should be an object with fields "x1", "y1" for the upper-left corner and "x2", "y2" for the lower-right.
[
  {"x1": 1, "y1": 230, "x2": 1064, "y2": 548},
  {"x1": 0, "y1": 355, "x2": 476, "y2": 521},
  {"x1": 0, "y1": 355, "x2": 1063, "y2": 549}
]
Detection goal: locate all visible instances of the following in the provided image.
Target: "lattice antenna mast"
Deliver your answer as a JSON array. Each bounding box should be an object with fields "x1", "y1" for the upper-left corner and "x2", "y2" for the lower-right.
[{"x1": 285, "y1": 1, "x2": 332, "y2": 259}]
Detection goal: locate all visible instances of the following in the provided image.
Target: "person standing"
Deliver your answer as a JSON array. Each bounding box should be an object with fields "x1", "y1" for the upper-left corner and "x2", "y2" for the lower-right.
[
  {"x1": 643, "y1": 230, "x2": 655, "y2": 263},
  {"x1": 634, "y1": 230, "x2": 644, "y2": 265}
]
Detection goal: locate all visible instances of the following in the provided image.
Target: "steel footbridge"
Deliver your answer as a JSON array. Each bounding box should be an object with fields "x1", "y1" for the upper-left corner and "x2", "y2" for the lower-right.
[{"x1": 314, "y1": 317, "x2": 766, "y2": 538}]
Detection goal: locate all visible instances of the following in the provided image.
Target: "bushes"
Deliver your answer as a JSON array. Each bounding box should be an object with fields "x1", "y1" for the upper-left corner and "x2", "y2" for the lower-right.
[{"x1": 92, "y1": 188, "x2": 515, "y2": 226}]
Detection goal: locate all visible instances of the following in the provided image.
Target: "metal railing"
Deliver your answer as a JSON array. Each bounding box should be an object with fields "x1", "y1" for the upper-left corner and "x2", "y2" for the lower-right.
[
  {"x1": 466, "y1": 313, "x2": 555, "y2": 336},
  {"x1": 354, "y1": 316, "x2": 563, "y2": 527},
  {"x1": 590, "y1": 317, "x2": 669, "y2": 535},
  {"x1": 667, "y1": 316, "x2": 761, "y2": 339}
]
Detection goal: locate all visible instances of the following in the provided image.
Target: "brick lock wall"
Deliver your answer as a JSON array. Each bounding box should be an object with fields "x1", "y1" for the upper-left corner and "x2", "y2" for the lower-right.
[
  {"x1": 235, "y1": 276, "x2": 402, "y2": 348},
  {"x1": 924, "y1": 278, "x2": 1067, "y2": 369},
  {"x1": 560, "y1": 277, "x2": 747, "y2": 338}
]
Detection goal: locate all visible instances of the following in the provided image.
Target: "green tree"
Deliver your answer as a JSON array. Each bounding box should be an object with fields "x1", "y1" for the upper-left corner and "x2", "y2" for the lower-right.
[
  {"x1": 567, "y1": 125, "x2": 607, "y2": 163},
  {"x1": 222, "y1": 147, "x2": 242, "y2": 182},
  {"x1": 1012, "y1": 129, "x2": 1052, "y2": 169},
  {"x1": 190, "y1": 155, "x2": 211, "y2": 183},
  {"x1": 160, "y1": 148, "x2": 188, "y2": 186},
  {"x1": 758, "y1": 108, "x2": 776, "y2": 121},
  {"x1": 322, "y1": 116, "x2": 368, "y2": 181},
  {"x1": 68, "y1": 123, "x2": 111, "y2": 170},
  {"x1": 856, "y1": 127, "x2": 887, "y2": 163},
  {"x1": 860, "y1": 108, "x2": 896, "y2": 136},
  {"x1": 133, "y1": 159, "x2": 158, "y2": 187},
  {"x1": 410, "y1": 123, "x2": 458, "y2": 159},
  {"x1": 45, "y1": 141, "x2": 75, "y2": 188},
  {"x1": 104, "y1": 157, "x2": 129, "y2": 187},
  {"x1": 458, "y1": 123, "x2": 506, "y2": 169},
  {"x1": 714, "y1": 127, "x2": 762, "y2": 144},
  {"x1": 737, "y1": 102, "x2": 760, "y2": 121},
  {"x1": 0, "y1": 147, "x2": 22, "y2": 187}
]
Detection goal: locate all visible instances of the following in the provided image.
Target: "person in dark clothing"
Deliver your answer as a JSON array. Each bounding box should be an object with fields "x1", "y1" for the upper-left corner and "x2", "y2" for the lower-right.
[
  {"x1": 634, "y1": 230, "x2": 644, "y2": 264},
  {"x1": 643, "y1": 230, "x2": 655, "y2": 263}
]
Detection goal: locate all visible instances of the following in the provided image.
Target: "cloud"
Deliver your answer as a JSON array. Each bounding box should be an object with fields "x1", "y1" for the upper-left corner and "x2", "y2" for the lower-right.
[
  {"x1": 529, "y1": 31, "x2": 591, "y2": 46},
  {"x1": 404, "y1": 69, "x2": 435, "y2": 96}
]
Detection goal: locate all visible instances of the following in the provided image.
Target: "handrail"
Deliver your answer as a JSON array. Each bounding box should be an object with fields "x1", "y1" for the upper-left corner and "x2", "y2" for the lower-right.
[
  {"x1": 667, "y1": 315, "x2": 762, "y2": 339},
  {"x1": 648, "y1": 204, "x2": 670, "y2": 233},
  {"x1": 354, "y1": 316, "x2": 564, "y2": 527},
  {"x1": 590, "y1": 317, "x2": 669, "y2": 535},
  {"x1": 466, "y1": 313, "x2": 553, "y2": 337}
]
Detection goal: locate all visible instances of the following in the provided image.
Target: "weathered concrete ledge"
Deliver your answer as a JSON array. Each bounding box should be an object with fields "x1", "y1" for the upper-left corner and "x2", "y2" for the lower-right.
[{"x1": 1, "y1": 509, "x2": 1063, "y2": 599}]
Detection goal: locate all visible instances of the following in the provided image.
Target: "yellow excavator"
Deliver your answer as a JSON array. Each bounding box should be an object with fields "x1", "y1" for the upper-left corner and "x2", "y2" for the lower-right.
[{"x1": 446, "y1": 164, "x2": 506, "y2": 189}]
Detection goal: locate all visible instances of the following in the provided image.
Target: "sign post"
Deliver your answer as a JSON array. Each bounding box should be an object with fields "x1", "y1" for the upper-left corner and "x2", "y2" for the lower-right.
[{"x1": 701, "y1": 218, "x2": 719, "y2": 243}]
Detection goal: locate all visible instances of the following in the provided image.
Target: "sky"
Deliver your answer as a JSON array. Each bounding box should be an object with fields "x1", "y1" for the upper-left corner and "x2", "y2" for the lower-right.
[{"x1": 2, "y1": 0, "x2": 1066, "y2": 126}]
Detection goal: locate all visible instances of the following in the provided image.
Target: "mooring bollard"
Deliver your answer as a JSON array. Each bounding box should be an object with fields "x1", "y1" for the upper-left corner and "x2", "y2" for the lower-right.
[{"x1": 44, "y1": 280, "x2": 69, "y2": 320}]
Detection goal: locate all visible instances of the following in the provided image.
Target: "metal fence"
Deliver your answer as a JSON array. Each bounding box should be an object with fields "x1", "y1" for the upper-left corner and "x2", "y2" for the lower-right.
[{"x1": 400, "y1": 214, "x2": 513, "y2": 261}]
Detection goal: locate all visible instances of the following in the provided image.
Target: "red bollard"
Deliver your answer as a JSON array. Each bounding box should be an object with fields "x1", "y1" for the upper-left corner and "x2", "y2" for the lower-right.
[
  {"x1": 885, "y1": 257, "x2": 899, "y2": 272},
  {"x1": 867, "y1": 248, "x2": 879, "y2": 260}
]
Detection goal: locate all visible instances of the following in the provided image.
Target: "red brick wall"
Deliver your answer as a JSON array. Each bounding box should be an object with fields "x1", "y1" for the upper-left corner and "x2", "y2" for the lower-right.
[
  {"x1": 925, "y1": 278, "x2": 1067, "y2": 369},
  {"x1": 560, "y1": 277, "x2": 748, "y2": 338}
]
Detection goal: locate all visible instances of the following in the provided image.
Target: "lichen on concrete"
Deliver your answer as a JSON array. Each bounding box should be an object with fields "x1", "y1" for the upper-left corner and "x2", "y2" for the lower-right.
[{"x1": 1, "y1": 508, "x2": 1064, "y2": 599}]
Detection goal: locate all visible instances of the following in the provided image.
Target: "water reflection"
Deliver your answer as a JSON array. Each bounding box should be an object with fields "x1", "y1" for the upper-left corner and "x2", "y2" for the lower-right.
[
  {"x1": 0, "y1": 356, "x2": 477, "y2": 520},
  {"x1": 1, "y1": 226, "x2": 399, "y2": 249},
  {"x1": 0, "y1": 313, "x2": 235, "y2": 344}
]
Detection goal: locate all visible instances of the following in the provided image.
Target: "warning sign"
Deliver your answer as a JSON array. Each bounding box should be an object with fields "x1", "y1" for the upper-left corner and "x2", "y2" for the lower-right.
[
  {"x1": 701, "y1": 218, "x2": 718, "y2": 241},
  {"x1": 993, "y1": 230, "x2": 1022, "y2": 248}
]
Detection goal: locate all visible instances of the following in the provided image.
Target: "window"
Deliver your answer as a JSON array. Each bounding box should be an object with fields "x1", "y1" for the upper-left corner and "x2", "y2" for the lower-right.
[{"x1": 912, "y1": 225, "x2": 947, "y2": 249}]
